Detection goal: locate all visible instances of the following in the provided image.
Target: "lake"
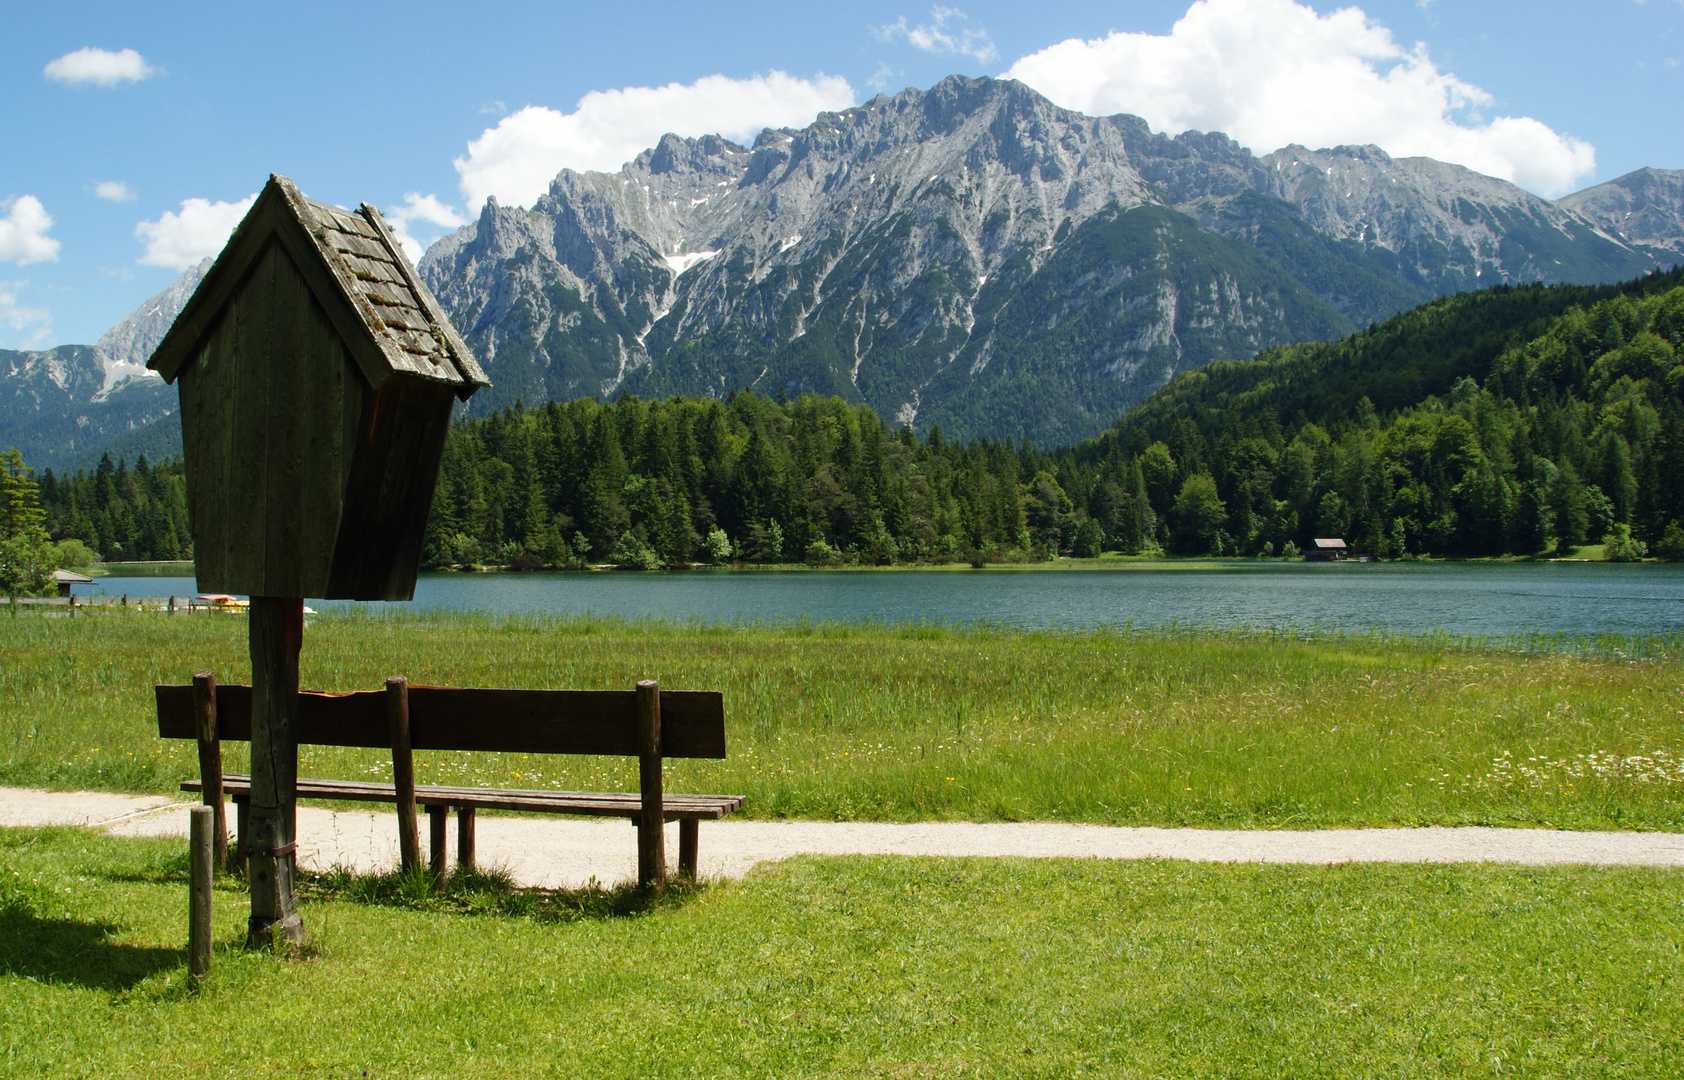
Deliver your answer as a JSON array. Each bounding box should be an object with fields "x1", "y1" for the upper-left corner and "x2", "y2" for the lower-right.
[{"x1": 73, "y1": 561, "x2": 1684, "y2": 640}]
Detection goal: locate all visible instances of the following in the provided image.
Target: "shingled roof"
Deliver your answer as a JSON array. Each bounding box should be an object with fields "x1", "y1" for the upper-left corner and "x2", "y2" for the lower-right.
[{"x1": 148, "y1": 174, "x2": 488, "y2": 398}]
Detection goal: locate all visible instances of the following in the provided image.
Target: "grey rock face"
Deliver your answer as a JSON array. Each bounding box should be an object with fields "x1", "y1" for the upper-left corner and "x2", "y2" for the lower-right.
[
  {"x1": 1117, "y1": 126, "x2": 1656, "y2": 294},
  {"x1": 418, "y1": 75, "x2": 1665, "y2": 442},
  {"x1": 421, "y1": 76, "x2": 1166, "y2": 422},
  {"x1": 421, "y1": 77, "x2": 1320, "y2": 439},
  {"x1": 1257, "y1": 147, "x2": 1655, "y2": 293},
  {"x1": 1559, "y1": 168, "x2": 1684, "y2": 263},
  {"x1": 93, "y1": 257, "x2": 212, "y2": 394}
]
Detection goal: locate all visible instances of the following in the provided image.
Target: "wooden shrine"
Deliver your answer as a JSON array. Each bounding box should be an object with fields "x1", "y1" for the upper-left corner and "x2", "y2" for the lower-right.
[
  {"x1": 148, "y1": 174, "x2": 488, "y2": 945},
  {"x1": 149, "y1": 173, "x2": 488, "y2": 601}
]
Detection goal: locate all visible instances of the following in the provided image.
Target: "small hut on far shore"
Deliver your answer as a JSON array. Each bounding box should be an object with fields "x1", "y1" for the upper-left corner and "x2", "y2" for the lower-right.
[
  {"x1": 52, "y1": 569, "x2": 93, "y2": 597},
  {"x1": 1305, "y1": 538, "x2": 1349, "y2": 561}
]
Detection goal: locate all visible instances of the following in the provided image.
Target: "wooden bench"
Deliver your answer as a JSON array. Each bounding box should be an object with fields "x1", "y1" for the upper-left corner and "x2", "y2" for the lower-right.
[{"x1": 157, "y1": 673, "x2": 744, "y2": 886}]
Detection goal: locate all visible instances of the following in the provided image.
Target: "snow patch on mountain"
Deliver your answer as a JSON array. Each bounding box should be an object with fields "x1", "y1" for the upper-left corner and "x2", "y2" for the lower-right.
[{"x1": 662, "y1": 251, "x2": 718, "y2": 275}]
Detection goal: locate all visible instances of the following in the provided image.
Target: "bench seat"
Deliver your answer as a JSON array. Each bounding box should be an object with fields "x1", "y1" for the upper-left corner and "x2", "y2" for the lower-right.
[{"x1": 185, "y1": 773, "x2": 745, "y2": 879}]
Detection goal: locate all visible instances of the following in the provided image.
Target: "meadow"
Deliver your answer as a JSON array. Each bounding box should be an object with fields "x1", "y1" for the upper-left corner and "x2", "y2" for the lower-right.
[
  {"x1": 1, "y1": 608, "x2": 1680, "y2": 830},
  {"x1": 2, "y1": 826, "x2": 1680, "y2": 1078}
]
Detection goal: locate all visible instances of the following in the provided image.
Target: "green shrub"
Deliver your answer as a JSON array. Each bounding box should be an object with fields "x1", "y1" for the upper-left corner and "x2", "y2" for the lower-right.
[
  {"x1": 1603, "y1": 526, "x2": 1648, "y2": 562},
  {"x1": 803, "y1": 538, "x2": 841, "y2": 567},
  {"x1": 700, "y1": 527, "x2": 733, "y2": 564},
  {"x1": 1657, "y1": 522, "x2": 1684, "y2": 563},
  {"x1": 53, "y1": 539, "x2": 98, "y2": 569},
  {"x1": 607, "y1": 534, "x2": 663, "y2": 570}
]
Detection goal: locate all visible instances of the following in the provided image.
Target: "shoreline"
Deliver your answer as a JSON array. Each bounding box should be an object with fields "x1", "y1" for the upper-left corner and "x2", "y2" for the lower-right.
[{"x1": 74, "y1": 550, "x2": 1669, "y2": 579}]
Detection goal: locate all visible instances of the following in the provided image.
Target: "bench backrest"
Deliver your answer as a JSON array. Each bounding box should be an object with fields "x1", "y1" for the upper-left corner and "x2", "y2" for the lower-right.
[{"x1": 156, "y1": 684, "x2": 726, "y2": 758}]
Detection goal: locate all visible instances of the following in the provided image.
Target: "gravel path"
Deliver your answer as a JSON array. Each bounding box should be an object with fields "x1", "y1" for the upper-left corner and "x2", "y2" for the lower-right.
[{"x1": 5, "y1": 786, "x2": 1681, "y2": 888}]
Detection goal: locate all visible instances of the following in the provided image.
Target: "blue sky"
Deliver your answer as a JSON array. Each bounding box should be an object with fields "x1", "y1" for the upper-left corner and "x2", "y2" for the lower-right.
[{"x1": 4, "y1": 0, "x2": 1682, "y2": 350}]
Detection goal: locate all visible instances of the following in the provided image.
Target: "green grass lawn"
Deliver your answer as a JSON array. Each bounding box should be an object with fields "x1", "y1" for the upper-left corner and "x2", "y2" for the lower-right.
[
  {"x1": 82, "y1": 561, "x2": 197, "y2": 578},
  {"x1": 2, "y1": 826, "x2": 1680, "y2": 1078},
  {"x1": 2, "y1": 609, "x2": 1680, "y2": 830}
]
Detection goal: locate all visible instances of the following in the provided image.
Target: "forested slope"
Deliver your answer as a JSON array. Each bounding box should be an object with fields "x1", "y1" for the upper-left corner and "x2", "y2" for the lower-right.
[
  {"x1": 1067, "y1": 267, "x2": 1684, "y2": 557},
  {"x1": 1108, "y1": 269, "x2": 1684, "y2": 441}
]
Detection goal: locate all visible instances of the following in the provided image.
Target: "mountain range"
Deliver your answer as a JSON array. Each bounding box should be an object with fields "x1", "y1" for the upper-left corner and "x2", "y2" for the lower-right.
[
  {"x1": 0, "y1": 259, "x2": 208, "y2": 473},
  {"x1": 417, "y1": 76, "x2": 1675, "y2": 445},
  {"x1": 5, "y1": 75, "x2": 1683, "y2": 470}
]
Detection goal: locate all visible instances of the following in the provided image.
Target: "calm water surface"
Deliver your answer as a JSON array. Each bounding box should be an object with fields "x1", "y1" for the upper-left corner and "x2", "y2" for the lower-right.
[{"x1": 76, "y1": 562, "x2": 1684, "y2": 639}]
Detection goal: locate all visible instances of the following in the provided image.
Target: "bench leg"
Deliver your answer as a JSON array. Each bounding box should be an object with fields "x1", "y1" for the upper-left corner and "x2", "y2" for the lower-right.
[
  {"x1": 427, "y1": 805, "x2": 448, "y2": 883},
  {"x1": 457, "y1": 807, "x2": 475, "y2": 872},
  {"x1": 679, "y1": 819, "x2": 698, "y2": 880},
  {"x1": 233, "y1": 795, "x2": 249, "y2": 873}
]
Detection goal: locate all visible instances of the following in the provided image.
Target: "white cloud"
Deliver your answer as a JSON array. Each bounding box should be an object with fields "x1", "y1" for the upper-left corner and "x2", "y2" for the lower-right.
[
  {"x1": 384, "y1": 193, "x2": 469, "y2": 264},
  {"x1": 1004, "y1": 0, "x2": 1595, "y2": 195},
  {"x1": 0, "y1": 197, "x2": 61, "y2": 265},
  {"x1": 875, "y1": 7, "x2": 999, "y2": 64},
  {"x1": 95, "y1": 180, "x2": 136, "y2": 202},
  {"x1": 0, "y1": 281, "x2": 52, "y2": 349},
  {"x1": 43, "y1": 47, "x2": 158, "y2": 87},
  {"x1": 454, "y1": 71, "x2": 857, "y2": 208},
  {"x1": 135, "y1": 194, "x2": 256, "y2": 269},
  {"x1": 389, "y1": 193, "x2": 467, "y2": 230}
]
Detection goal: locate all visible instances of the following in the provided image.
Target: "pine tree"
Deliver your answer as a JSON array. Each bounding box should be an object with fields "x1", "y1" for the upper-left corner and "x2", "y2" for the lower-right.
[
  {"x1": 1549, "y1": 461, "x2": 1590, "y2": 552},
  {"x1": 0, "y1": 448, "x2": 55, "y2": 607},
  {"x1": 1, "y1": 448, "x2": 48, "y2": 542},
  {"x1": 1596, "y1": 430, "x2": 1637, "y2": 526}
]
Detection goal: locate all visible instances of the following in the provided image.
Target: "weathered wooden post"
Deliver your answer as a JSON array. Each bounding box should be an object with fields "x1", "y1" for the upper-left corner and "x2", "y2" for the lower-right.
[
  {"x1": 188, "y1": 805, "x2": 214, "y2": 978},
  {"x1": 247, "y1": 599, "x2": 304, "y2": 943},
  {"x1": 147, "y1": 174, "x2": 487, "y2": 947}
]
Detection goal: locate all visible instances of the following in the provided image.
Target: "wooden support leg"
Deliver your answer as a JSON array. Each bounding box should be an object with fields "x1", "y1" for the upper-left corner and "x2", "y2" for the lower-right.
[
  {"x1": 247, "y1": 596, "x2": 304, "y2": 948},
  {"x1": 457, "y1": 807, "x2": 475, "y2": 873},
  {"x1": 679, "y1": 818, "x2": 698, "y2": 880},
  {"x1": 427, "y1": 805, "x2": 448, "y2": 882},
  {"x1": 233, "y1": 795, "x2": 249, "y2": 873},
  {"x1": 635, "y1": 681, "x2": 666, "y2": 892}
]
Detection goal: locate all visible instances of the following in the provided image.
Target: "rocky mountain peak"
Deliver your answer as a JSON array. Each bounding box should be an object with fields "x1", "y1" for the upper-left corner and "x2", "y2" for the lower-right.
[
  {"x1": 1559, "y1": 167, "x2": 1684, "y2": 262},
  {"x1": 641, "y1": 132, "x2": 748, "y2": 177},
  {"x1": 93, "y1": 256, "x2": 212, "y2": 396}
]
